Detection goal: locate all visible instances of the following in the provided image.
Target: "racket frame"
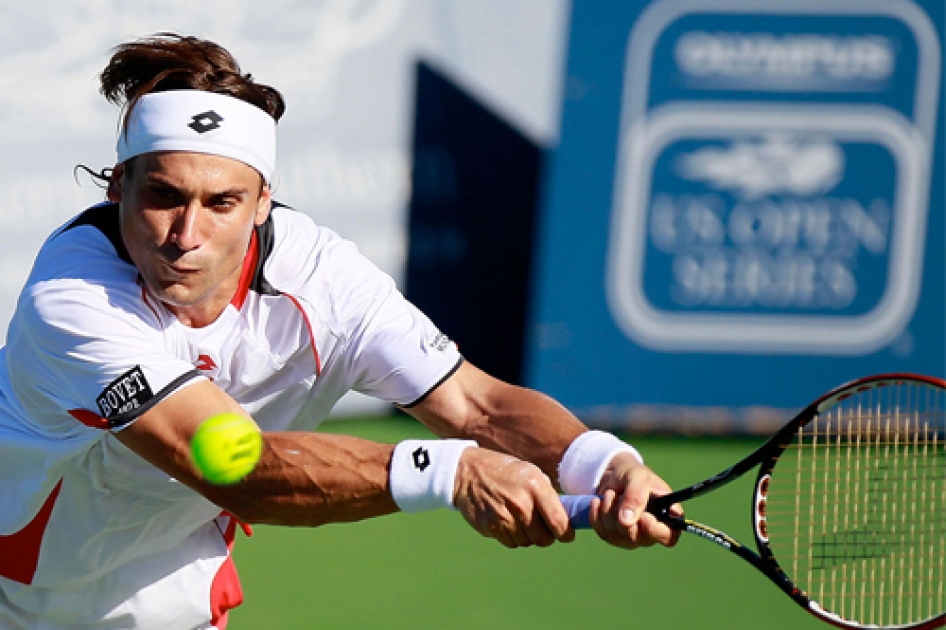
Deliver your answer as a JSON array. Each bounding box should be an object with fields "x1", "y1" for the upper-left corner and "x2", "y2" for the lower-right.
[{"x1": 642, "y1": 373, "x2": 946, "y2": 630}]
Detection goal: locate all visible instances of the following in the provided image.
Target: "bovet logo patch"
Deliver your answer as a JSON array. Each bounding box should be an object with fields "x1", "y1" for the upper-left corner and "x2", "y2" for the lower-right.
[{"x1": 96, "y1": 366, "x2": 153, "y2": 418}]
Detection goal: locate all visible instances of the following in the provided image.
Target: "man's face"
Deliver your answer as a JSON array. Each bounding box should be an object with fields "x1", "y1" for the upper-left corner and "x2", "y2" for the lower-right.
[{"x1": 109, "y1": 151, "x2": 271, "y2": 327}]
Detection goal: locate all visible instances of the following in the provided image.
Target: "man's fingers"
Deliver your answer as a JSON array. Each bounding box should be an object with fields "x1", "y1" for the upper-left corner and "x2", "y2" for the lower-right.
[
  {"x1": 667, "y1": 526, "x2": 682, "y2": 547},
  {"x1": 509, "y1": 483, "x2": 576, "y2": 547},
  {"x1": 591, "y1": 490, "x2": 627, "y2": 545},
  {"x1": 454, "y1": 449, "x2": 581, "y2": 549},
  {"x1": 471, "y1": 486, "x2": 571, "y2": 549},
  {"x1": 648, "y1": 488, "x2": 684, "y2": 546},
  {"x1": 533, "y1": 485, "x2": 572, "y2": 542},
  {"x1": 483, "y1": 505, "x2": 527, "y2": 548},
  {"x1": 638, "y1": 512, "x2": 682, "y2": 547},
  {"x1": 616, "y1": 485, "x2": 648, "y2": 528},
  {"x1": 588, "y1": 461, "x2": 686, "y2": 549},
  {"x1": 487, "y1": 521, "x2": 518, "y2": 549}
]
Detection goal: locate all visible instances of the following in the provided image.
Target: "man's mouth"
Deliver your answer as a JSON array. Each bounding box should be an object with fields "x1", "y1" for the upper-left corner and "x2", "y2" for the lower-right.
[{"x1": 164, "y1": 260, "x2": 202, "y2": 275}]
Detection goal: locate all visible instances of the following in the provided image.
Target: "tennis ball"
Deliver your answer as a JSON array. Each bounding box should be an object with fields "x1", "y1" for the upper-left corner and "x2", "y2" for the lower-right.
[{"x1": 190, "y1": 412, "x2": 263, "y2": 485}]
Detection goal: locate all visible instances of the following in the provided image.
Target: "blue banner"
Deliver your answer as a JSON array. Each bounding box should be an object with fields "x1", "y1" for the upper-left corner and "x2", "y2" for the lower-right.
[{"x1": 526, "y1": 0, "x2": 944, "y2": 432}]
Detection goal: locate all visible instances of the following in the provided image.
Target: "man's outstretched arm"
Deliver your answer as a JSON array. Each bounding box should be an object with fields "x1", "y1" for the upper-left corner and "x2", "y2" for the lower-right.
[{"x1": 404, "y1": 361, "x2": 681, "y2": 550}]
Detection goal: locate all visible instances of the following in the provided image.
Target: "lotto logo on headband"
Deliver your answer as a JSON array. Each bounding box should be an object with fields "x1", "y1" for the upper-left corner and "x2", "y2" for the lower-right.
[{"x1": 188, "y1": 110, "x2": 223, "y2": 134}]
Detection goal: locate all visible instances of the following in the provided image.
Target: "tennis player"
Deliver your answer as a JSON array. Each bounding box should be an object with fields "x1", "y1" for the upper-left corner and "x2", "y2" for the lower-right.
[{"x1": 0, "y1": 33, "x2": 679, "y2": 629}]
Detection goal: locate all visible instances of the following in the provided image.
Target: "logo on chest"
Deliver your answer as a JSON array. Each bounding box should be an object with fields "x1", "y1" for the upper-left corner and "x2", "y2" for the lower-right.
[
  {"x1": 195, "y1": 353, "x2": 220, "y2": 381},
  {"x1": 96, "y1": 366, "x2": 154, "y2": 419}
]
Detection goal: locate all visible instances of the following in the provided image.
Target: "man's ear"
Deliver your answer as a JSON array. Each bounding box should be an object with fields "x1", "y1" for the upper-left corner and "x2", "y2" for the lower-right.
[
  {"x1": 106, "y1": 164, "x2": 125, "y2": 203},
  {"x1": 255, "y1": 183, "x2": 273, "y2": 226}
]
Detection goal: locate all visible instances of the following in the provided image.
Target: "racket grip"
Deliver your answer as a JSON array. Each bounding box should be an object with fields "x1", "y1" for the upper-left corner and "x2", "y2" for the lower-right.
[
  {"x1": 560, "y1": 495, "x2": 596, "y2": 529},
  {"x1": 562, "y1": 494, "x2": 686, "y2": 531}
]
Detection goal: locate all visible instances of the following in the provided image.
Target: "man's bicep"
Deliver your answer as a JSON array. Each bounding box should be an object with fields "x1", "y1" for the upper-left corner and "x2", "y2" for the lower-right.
[{"x1": 400, "y1": 361, "x2": 500, "y2": 438}]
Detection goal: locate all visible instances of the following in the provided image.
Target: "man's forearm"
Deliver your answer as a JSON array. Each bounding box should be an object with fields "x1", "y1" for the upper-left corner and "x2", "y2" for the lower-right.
[
  {"x1": 466, "y1": 385, "x2": 587, "y2": 481},
  {"x1": 202, "y1": 432, "x2": 399, "y2": 526}
]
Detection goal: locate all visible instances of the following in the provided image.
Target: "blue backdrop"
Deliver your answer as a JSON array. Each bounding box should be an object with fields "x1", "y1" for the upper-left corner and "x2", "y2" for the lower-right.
[{"x1": 525, "y1": 0, "x2": 945, "y2": 432}]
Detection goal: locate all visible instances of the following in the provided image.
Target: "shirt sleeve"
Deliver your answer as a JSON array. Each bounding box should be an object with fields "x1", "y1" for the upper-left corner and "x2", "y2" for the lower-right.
[
  {"x1": 6, "y1": 241, "x2": 203, "y2": 435},
  {"x1": 329, "y1": 238, "x2": 462, "y2": 406},
  {"x1": 270, "y1": 209, "x2": 462, "y2": 406}
]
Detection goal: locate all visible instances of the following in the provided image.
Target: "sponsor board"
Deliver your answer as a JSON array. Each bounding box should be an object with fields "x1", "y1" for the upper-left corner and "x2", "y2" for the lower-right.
[{"x1": 526, "y1": 0, "x2": 943, "y2": 430}]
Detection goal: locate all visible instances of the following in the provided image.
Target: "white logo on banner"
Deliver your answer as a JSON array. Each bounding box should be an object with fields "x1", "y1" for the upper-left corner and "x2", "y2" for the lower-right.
[
  {"x1": 675, "y1": 134, "x2": 843, "y2": 200},
  {"x1": 674, "y1": 32, "x2": 895, "y2": 87},
  {"x1": 606, "y1": 0, "x2": 940, "y2": 355}
]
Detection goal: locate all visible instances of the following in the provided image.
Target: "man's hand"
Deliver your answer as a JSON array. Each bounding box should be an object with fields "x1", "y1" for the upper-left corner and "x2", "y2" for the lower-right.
[
  {"x1": 453, "y1": 447, "x2": 575, "y2": 548},
  {"x1": 587, "y1": 452, "x2": 682, "y2": 550}
]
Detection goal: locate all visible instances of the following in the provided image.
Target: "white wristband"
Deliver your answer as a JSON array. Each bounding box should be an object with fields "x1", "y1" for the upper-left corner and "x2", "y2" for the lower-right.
[
  {"x1": 389, "y1": 439, "x2": 477, "y2": 512},
  {"x1": 557, "y1": 430, "x2": 643, "y2": 496}
]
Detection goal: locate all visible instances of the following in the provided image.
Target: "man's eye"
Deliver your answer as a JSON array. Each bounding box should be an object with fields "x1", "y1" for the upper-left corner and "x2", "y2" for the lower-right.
[
  {"x1": 214, "y1": 198, "x2": 238, "y2": 210},
  {"x1": 152, "y1": 187, "x2": 178, "y2": 201}
]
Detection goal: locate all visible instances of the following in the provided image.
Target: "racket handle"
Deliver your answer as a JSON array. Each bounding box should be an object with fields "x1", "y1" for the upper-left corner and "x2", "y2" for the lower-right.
[
  {"x1": 560, "y1": 494, "x2": 686, "y2": 530},
  {"x1": 559, "y1": 495, "x2": 595, "y2": 529}
]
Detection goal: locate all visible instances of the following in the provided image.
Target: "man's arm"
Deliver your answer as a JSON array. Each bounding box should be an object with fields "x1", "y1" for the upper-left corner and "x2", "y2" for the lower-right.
[
  {"x1": 115, "y1": 362, "x2": 678, "y2": 549},
  {"x1": 115, "y1": 379, "x2": 399, "y2": 526},
  {"x1": 403, "y1": 361, "x2": 681, "y2": 550},
  {"x1": 405, "y1": 360, "x2": 586, "y2": 477}
]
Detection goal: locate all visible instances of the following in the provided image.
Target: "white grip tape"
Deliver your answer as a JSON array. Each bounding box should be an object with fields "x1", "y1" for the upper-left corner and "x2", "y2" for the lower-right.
[
  {"x1": 390, "y1": 439, "x2": 477, "y2": 512},
  {"x1": 557, "y1": 430, "x2": 643, "y2": 496}
]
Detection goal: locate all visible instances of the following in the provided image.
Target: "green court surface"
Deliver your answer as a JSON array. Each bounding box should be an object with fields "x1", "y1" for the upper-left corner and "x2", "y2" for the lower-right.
[{"x1": 229, "y1": 416, "x2": 826, "y2": 630}]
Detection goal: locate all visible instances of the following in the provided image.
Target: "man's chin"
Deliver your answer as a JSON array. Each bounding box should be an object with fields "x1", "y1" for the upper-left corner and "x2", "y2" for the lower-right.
[{"x1": 148, "y1": 282, "x2": 202, "y2": 309}]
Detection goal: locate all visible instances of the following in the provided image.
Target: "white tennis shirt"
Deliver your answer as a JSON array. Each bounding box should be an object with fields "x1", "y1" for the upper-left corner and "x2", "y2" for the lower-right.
[{"x1": 0, "y1": 202, "x2": 461, "y2": 590}]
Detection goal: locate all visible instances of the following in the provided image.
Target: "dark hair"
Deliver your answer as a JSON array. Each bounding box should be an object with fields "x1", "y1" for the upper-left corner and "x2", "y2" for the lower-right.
[{"x1": 99, "y1": 32, "x2": 285, "y2": 130}]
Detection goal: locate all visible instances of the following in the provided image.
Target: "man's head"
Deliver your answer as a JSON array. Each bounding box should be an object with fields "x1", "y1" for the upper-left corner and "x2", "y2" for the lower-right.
[{"x1": 101, "y1": 33, "x2": 284, "y2": 327}]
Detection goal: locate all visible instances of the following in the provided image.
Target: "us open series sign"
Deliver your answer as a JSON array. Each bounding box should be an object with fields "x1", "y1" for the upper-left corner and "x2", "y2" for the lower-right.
[{"x1": 525, "y1": 0, "x2": 943, "y2": 432}]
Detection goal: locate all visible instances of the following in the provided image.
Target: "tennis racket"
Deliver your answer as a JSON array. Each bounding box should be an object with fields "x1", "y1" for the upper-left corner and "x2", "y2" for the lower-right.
[{"x1": 561, "y1": 373, "x2": 946, "y2": 629}]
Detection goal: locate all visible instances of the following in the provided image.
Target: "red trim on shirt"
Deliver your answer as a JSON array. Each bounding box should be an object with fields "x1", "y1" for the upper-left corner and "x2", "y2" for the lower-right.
[
  {"x1": 69, "y1": 408, "x2": 110, "y2": 430},
  {"x1": 0, "y1": 480, "x2": 63, "y2": 584},
  {"x1": 231, "y1": 231, "x2": 260, "y2": 311},
  {"x1": 209, "y1": 513, "x2": 248, "y2": 630},
  {"x1": 283, "y1": 293, "x2": 322, "y2": 376}
]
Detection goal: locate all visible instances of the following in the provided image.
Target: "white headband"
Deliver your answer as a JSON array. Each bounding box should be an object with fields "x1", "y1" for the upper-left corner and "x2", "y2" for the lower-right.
[{"x1": 116, "y1": 90, "x2": 276, "y2": 183}]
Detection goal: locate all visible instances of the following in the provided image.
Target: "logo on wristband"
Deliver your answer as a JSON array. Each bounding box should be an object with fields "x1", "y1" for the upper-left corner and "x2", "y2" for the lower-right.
[{"x1": 412, "y1": 447, "x2": 431, "y2": 472}]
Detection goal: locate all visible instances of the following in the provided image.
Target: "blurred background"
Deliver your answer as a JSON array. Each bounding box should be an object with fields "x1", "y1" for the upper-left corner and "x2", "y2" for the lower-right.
[{"x1": 0, "y1": 1, "x2": 942, "y2": 628}]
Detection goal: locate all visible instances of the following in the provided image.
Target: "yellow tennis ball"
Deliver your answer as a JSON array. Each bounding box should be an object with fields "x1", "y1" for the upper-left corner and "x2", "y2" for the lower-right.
[{"x1": 191, "y1": 412, "x2": 262, "y2": 485}]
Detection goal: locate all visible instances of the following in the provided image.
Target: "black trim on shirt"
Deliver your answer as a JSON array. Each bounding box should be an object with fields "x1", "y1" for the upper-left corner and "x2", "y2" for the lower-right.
[
  {"x1": 250, "y1": 208, "x2": 280, "y2": 296},
  {"x1": 60, "y1": 203, "x2": 133, "y2": 265},
  {"x1": 109, "y1": 368, "x2": 204, "y2": 430},
  {"x1": 399, "y1": 356, "x2": 465, "y2": 409}
]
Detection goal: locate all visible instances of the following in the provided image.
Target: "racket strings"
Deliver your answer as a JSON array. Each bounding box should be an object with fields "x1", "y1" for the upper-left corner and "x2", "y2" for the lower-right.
[{"x1": 765, "y1": 380, "x2": 945, "y2": 627}]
